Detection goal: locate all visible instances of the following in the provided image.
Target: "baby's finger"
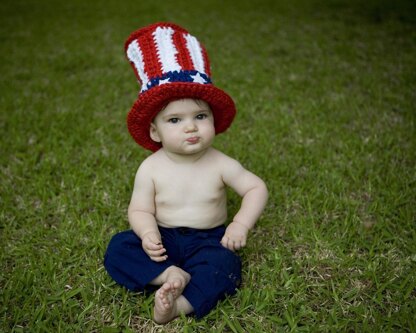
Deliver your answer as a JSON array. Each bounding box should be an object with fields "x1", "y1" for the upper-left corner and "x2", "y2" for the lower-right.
[
  {"x1": 147, "y1": 247, "x2": 166, "y2": 257},
  {"x1": 220, "y1": 236, "x2": 227, "y2": 248},
  {"x1": 224, "y1": 237, "x2": 235, "y2": 252},
  {"x1": 147, "y1": 247, "x2": 167, "y2": 260},
  {"x1": 150, "y1": 254, "x2": 168, "y2": 262},
  {"x1": 220, "y1": 236, "x2": 230, "y2": 250},
  {"x1": 145, "y1": 241, "x2": 164, "y2": 251},
  {"x1": 237, "y1": 238, "x2": 246, "y2": 250}
]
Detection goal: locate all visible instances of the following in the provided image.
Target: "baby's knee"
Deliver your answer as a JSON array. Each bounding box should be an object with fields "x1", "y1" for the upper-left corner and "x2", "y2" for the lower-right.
[
  {"x1": 107, "y1": 230, "x2": 141, "y2": 252},
  {"x1": 205, "y1": 248, "x2": 242, "y2": 286},
  {"x1": 182, "y1": 249, "x2": 242, "y2": 318},
  {"x1": 214, "y1": 248, "x2": 241, "y2": 269}
]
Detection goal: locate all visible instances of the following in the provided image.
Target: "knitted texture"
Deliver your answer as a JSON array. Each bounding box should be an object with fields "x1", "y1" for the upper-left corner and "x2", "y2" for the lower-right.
[{"x1": 125, "y1": 22, "x2": 236, "y2": 151}]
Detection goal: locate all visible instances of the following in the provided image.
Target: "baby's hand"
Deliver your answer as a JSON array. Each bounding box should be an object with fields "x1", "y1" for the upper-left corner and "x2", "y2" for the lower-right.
[
  {"x1": 141, "y1": 231, "x2": 168, "y2": 262},
  {"x1": 221, "y1": 222, "x2": 249, "y2": 252}
]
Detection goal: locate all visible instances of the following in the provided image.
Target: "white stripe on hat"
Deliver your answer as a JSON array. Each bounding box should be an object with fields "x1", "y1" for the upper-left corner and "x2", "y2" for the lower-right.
[
  {"x1": 126, "y1": 40, "x2": 149, "y2": 90},
  {"x1": 184, "y1": 33, "x2": 205, "y2": 74},
  {"x1": 153, "y1": 27, "x2": 181, "y2": 73}
]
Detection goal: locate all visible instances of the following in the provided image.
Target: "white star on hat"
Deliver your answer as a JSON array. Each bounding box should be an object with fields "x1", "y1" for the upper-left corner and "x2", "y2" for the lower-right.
[
  {"x1": 158, "y1": 78, "x2": 171, "y2": 85},
  {"x1": 190, "y1": 73, "x2": 206, "y2": 84}
]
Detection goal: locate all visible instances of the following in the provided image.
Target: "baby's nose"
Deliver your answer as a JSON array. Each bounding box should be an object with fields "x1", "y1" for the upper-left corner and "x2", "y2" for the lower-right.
[{"x1": 184, "y1": 121, "x2": 197, "y2": 132}]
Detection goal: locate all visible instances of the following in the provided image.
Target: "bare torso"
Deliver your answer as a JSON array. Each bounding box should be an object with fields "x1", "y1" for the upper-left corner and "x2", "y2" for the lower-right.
[{"x1": 148, "y1": 148, "x2": 228, "y2": 229}]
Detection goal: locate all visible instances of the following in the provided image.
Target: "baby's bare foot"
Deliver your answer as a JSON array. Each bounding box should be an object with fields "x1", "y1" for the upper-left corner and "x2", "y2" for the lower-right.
[
  {"x1": 164, "y1": 267, "x2": 190, "y2": 299},
  {"x1": 153, "y1": 267, "x2": 191, "y2": 324},
  {"x1": 153, "y1": 284, "x2": 194, "y2": 324},
  {"x1": 153, "y1": 283, "x2": 177, "y2": 324}
]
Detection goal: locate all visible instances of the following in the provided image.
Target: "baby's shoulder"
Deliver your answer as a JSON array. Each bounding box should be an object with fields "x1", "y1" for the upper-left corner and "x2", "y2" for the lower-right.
[
  {"x1": 205, "y1": 148, "x2": 243, "y2": 171},
  {"x1": 135, "y1": 151, "x2": 163, "y2": 175}
]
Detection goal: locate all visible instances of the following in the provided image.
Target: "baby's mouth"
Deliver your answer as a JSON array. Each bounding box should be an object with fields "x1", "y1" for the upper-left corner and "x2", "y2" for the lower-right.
[{"x1": 186, "y1": 136, "x2": 200, "y2": 144}]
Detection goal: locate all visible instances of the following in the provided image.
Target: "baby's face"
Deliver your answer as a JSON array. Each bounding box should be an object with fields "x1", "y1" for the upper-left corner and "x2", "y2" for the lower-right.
[{"x1": 150, "y1": 99, "x2": 215, "y2": 155}]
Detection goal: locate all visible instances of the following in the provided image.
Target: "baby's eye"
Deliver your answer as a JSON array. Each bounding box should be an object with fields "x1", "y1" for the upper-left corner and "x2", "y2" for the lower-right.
[
  {"x1": 196, "y1": 113, "x2": 208, "y2": 120},
  {"x1": 168, "y1": 118, "x2": 180, "y2": 124}
]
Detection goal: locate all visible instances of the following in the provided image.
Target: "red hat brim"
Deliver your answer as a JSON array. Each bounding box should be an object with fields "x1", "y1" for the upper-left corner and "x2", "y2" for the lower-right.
[{"x1": 127, "y1": 82, "x2": 236, "y2": 152}]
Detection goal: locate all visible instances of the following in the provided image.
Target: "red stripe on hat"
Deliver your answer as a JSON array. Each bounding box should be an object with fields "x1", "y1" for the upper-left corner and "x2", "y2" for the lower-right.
[
  {"x1": 201, "y1": 45, "x2": 211, "y2": 77},
  {"x1": 173, "y1": 31, "x2": 193, "y2": 71},
  {"x1": 137, "y1": 30, "x2": 163, "y2": 78}
]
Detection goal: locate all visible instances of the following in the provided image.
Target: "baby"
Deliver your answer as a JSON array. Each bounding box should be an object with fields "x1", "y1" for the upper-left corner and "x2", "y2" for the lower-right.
[{"x1": 104, "y1": 23, "x2": 268, "y2": 324}]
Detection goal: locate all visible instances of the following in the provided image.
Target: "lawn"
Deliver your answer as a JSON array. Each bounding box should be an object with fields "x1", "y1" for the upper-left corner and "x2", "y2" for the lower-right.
[{"x1": 1, "y1": 0, "x2": 415, "y2": 332}]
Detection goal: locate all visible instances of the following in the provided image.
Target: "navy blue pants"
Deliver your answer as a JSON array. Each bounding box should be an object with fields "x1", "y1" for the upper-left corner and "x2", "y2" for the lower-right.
[{"x1": 104, "y1": 225, "x2": 242, "y2": 318}]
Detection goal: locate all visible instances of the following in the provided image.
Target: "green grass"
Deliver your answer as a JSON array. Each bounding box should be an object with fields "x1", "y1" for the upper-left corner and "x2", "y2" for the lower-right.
[{"x1": 1, "y1": 0, "x2": 415, "y2": 331}]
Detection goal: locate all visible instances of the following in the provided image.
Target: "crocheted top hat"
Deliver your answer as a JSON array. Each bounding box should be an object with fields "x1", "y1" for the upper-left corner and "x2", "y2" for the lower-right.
[{"x1": 125, "y1": 22, "x2": 237, "y2": 151}]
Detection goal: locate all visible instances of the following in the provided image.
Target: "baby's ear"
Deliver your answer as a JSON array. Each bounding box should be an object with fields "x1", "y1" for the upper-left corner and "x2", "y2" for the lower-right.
[{"x1": 149, "y1": 124, "x2": 161, "y2": 143}]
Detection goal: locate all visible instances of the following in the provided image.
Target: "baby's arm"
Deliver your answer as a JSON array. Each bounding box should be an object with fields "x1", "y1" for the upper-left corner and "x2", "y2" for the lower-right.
[
  {"x1": 128, "y1": 160, "x2": 167, "y2": 262},
  {"x1": 221, "y1": 156, "x2": 268, "y2": 251}
]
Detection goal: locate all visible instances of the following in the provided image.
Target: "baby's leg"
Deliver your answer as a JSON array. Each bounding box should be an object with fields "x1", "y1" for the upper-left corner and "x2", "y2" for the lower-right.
[{"x1": 182, "y1": 246, "x2": 242, "y2": 319}]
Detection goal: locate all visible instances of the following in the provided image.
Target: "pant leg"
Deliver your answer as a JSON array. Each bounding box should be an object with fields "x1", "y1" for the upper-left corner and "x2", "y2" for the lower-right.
[
  {"x1": 180, "y1": 228, "x2": 242, "y2": 318},
  {"x1": 104, "y1": 230, "x2": 172, "y2": 291}
]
